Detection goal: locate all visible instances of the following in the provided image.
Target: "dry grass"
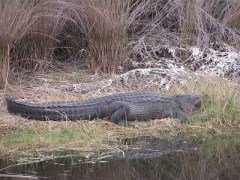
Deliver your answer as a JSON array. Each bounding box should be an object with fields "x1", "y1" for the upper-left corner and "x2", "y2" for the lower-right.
[
  {"x1": 0, "y1": 0, "x2": 130, "y2": 86},
  {"x1": 179, "y1": 0, "x2": 240, "y2": 46},
  {"x1": 1, "y1": 0, "x2": 240, "y2": 87},
  {"x1": 0, "y1": 0, "x2": 67, "y2": 87},
  {"x1": 77, "y1": 0, "x2": 128, "y2": 73},
  {"x1": 128, "y1": 0, "x2": 240, "y2": 69}
]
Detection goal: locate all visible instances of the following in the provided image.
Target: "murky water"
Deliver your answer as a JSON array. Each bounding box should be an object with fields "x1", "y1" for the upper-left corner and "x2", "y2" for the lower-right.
[{"x1": 0, "y1": 137, "x2": 239, "y2": 180}]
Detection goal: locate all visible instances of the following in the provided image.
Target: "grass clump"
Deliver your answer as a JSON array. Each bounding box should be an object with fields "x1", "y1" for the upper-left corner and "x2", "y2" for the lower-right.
[
  {"x1": 77, "y1": 0, "x2": 128, "y2": 73},
  {"x1": 0, "y1": 0, "x2": 66, "y2": 87},
  {"x1": 0, "y1": 0, "x2": 130, "y2": 89}
]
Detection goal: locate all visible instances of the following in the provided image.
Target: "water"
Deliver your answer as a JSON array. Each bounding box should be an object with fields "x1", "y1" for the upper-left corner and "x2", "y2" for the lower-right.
[{"x1": 0, "y1": 137, "x2": 239, "y2": 180}]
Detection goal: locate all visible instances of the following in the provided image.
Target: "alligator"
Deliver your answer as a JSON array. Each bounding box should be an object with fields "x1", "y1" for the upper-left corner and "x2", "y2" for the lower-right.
[{"x1": 6, "y1": 92, "x2": 203, "y2": 124}]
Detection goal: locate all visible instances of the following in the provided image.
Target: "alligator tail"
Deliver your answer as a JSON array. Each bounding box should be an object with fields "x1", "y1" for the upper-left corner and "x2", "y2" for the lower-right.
[
  {"x1": 7, "y1": 98, "x2": 59, "y2": 120},
  {"x1": 6, "y1": 97, "x2": 106, "y2": 121}
]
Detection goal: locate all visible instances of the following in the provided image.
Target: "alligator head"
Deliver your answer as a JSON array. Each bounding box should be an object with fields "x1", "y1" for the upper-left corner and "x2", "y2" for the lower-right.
[{"x1": 174, "y1": 94, "x2": 202, "y2": 114}]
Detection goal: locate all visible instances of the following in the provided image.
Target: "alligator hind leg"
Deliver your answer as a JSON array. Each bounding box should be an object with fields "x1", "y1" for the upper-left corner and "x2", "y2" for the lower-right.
[
  {"x1": 109, "y1": 101, "x2": 130, "y2": 124},
  {"x1": 111, "y1": 108, "x2": 129, "y2": 124}
]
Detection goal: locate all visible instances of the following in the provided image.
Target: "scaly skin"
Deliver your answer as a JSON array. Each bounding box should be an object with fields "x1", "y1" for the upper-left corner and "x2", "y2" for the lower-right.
[{"x1": 6, "y1": 92, "x2": 202, "y2": 124}]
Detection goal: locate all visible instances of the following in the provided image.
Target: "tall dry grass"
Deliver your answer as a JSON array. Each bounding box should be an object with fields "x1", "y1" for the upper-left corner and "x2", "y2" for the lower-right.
[
  {"x1": 0, "y1": 0, "x2": 240, "y2": 88},
  {"x1": 76, "y1": 1, "x2": 128, "y2": 73},
  {"x1": 180, "y1": 0, "x2": 240, "y2": 46},
  {"x1": 10, "y1": 1, "x2": 67, "y2": 71},
  {"x1": 0, "y1": 0, "x2": 28, "y2": 88},
  {"x1": 0, "y1": 0, "x2": 67, "y2": 87}
]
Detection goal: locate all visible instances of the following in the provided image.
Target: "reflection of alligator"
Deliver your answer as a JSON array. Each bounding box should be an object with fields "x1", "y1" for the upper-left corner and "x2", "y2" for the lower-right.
[
  {"x1": 102, "y1": 137, "x2": 199, "y2": 160},
  {"x1": 6, "y1": 92, "x2": 202, "y2": 124}
]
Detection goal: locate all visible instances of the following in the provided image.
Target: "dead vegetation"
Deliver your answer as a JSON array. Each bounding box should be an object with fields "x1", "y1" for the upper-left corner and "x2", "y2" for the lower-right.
[{"x1": 0, "y1": 0, "x2": 240, "y2": 87}]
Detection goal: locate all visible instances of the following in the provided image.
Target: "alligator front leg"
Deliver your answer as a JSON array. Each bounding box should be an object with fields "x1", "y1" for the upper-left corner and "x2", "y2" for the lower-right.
[{"x1": 174, "y1": 111, "x2": 188, "y2": 122}]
